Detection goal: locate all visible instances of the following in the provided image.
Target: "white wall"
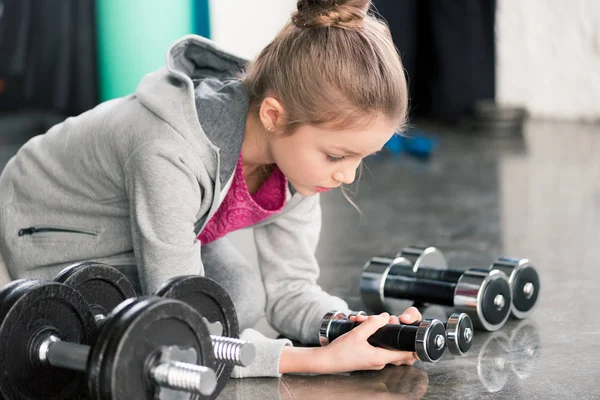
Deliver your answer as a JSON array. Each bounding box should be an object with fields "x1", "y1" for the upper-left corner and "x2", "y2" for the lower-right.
[
  {"x1": 496, "y1": 0, "x2": 600, "y2": 122},
  {"x1": 209, "y1": 0, "x2": 297, "y2": 60}
]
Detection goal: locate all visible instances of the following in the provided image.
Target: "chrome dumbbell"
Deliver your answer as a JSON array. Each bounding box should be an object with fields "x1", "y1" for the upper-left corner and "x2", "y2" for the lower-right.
[
  {"x1": 361, "y1": 251, "x2": 512, "y2": 331},
  {"x1": 378, "y1": 246, "x2": 540, "y2": 319}
]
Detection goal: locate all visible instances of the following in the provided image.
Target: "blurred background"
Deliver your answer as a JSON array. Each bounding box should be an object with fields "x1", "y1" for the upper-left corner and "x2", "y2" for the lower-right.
[{"x1": 1, "y1": 0, "x2": 598, "y2": 140}]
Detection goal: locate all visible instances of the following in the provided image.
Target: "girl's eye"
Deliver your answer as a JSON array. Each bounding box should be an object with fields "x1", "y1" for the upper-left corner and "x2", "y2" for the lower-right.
[{"x1": 326, "y1": 154, "x2": 345, "y2": 163}]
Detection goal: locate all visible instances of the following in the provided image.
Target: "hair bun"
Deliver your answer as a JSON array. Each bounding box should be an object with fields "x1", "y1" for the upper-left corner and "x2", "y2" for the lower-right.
[{"x1": 292, "y1": 0, "x2": 370, "y2": 29}]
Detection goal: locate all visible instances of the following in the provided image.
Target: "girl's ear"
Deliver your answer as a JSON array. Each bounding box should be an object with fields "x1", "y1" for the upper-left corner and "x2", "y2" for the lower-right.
[{"x1": 259, "y1": 96, "x2": 286, "y2": 133}]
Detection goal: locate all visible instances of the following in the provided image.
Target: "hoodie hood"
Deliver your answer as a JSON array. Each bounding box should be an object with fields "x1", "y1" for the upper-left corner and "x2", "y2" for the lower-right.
[{"x1": 136, "y1": 35, "x2": 250, "y2": 185}]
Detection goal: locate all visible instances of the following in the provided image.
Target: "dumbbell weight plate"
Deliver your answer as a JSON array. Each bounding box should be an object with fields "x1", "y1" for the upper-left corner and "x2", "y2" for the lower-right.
[
  {"x1": 454, "y1": 269, "x2": 512, "y2": 331},
  {"x1": 55, "y1": 261, "x2": 136, "y2": 321},
  {"x1": 154, "y1": 276, "x2": 239, "y2": 338},
  {"x1": 361, "y1": 256, "x2": 408, "y2": 313},
  {"x1": 154, "y1": 276, "x2": 240, "y2": 399},
  {"x1": 397, "y1": 246, "x2": 448, "y2": 273},
  {"x1": 490, "y1": 258, "x2": 540, "y2": 319},
  {"x1": 0, "y1": 279, "x2": 30, "y2": 321},
  {"x1": 408, "y1": 312, "x2": 473, "y2": 356},
  {"x1": 0, "y1": 281, "x2": 97, "y2": 400},
  {"x1": 446, "y1": 312, "x2": 474, "y2": 356},
  {"x1": 88, "y1": 297, "x2": 216, "y2": 400},
  {"x1": 86, "y1": 297, "x2": 145, "y2": 398}
]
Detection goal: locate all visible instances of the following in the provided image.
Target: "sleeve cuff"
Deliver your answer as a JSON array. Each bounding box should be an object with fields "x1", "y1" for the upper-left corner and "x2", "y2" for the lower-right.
[{"x1": 231, "y1": 329, "x2": 293, "y2": 378}]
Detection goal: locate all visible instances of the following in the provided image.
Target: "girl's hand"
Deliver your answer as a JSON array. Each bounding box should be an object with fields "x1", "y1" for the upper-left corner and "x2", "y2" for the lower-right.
[
  {"x1": 349, "y1": 307, "x2": 422, "y2": 326},
  {"x1": 385, "y1": 306, "x2": 422, "y2": 326},
  {"x1": 348, "y1": 307, "x2": 422, "y2": 366},
  {"x1": 319, "y1": 311, "x2": 420, "y2": 373}
]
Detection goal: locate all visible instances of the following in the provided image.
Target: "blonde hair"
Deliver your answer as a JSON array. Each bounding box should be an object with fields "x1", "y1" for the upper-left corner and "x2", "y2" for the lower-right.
[{"x1": 243, "y1": 0, "x2": 409, "y2": 134}]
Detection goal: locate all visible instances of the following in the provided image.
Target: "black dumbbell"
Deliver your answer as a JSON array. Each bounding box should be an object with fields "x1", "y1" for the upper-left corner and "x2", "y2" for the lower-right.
[
  {"x1": 394, "y1": 246, "x2": 540, "y2": 319},
  {"x1": 0, "y1": 279, "x2": 218, "y2": 399},
  {"x1": 319, "y1": 310, "x2": 448, "y2": 363},
  {"x1": 397, "y1": 246, "x2": 540, "y2": 319},
  {"x1": 361, "y1": 251, "x2": 512, "y2": 331},
  {"x1": 55, "y1": 265, "x2": 256, "y2": 400},
  {"x1": 348, "y1": 311, "x2": 474, "y2": 356},
  {"x1": 154, "y1": 276, "x2": 256, "y2": 398}
]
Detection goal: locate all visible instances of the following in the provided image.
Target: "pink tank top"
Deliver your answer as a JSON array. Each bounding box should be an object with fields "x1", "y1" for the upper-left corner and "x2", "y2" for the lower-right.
[{"x1": 198, "y1": 154, "x2": 287, "y2": 245}]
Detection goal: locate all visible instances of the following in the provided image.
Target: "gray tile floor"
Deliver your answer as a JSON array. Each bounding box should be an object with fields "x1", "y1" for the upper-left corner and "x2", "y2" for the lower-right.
[{"x1": 2, "y1": 119, "x2": 599, "y2": 399}]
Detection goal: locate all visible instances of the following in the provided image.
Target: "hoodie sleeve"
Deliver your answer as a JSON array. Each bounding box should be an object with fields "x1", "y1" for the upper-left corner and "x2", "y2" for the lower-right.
[
  {"x1": 123, "y1": 140, "x2": 206, "y2": 293},
  {"x1": 253, "y1": 194, "x2": 353, "y2": 345}
]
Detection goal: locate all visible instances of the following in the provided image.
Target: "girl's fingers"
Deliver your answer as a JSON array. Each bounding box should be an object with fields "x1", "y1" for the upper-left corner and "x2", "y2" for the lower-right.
[
  {"x1": 391, "y1": 357, "x2": 416, "y2": 366},
  {"x1": 399, "y1": 306, "x2": 422, "y2": 324},
  {"x1": 349, "y1": 314, "x2": 369, "y2": 323},
  {"x1": 380, "y1": 349, "x2": 418, "y2": 366},
  {"x1": 351, "y1": 313, "x2": 390, "y2": 341}
]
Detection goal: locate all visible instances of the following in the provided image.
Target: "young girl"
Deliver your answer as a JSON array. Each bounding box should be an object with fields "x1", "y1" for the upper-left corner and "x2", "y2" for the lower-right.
[{"x1": 0, "y1": 0, "x2": 423, "y2": 377}]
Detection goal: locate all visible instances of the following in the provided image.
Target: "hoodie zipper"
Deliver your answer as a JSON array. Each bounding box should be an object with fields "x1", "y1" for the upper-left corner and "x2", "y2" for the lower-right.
[{"x1": 18, "y1": 226, "x2": 98, "y2": 237}]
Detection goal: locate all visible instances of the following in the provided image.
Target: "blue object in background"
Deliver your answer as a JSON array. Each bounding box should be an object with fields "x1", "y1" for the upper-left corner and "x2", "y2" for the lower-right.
[
  {"x1": 193, "y1": 0, "x2": 211, "y2": 38},
  {"x1": 385, "y1": 134, "x2": 404, "y2": 153},
  {"x1": 384, "y1": 128, "x2": 439, "y2": 159}
]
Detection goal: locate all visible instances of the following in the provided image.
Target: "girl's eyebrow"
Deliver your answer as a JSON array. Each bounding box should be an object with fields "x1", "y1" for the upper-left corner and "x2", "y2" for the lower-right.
[{"x1": 333, "y1": 147, "x2": 383, "y2": 157}]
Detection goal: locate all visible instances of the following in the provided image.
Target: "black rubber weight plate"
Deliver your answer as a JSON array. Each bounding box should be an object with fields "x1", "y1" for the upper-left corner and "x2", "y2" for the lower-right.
[
  {"x1": 425, "y1": 322, "x2": 447, "y2": 362},
  {"x1": 55, "y1": 261, "x2": 136, "y2": 317},
  {"x1": 86, "y1": 297, "x2": 145, "y2": 399},
  {"x1": 481, "y1": 277, "x2": 512, "y2": 326},
  {"x1": 457, "y1": 315, "x2": 474, "y2": 354},
  {"x1": 0, "y1": 279, "x2": 32, "y2": 322},
  {"x1": 0, "y1": 281, "x2": 96, "y2": 400},
  {"x1": 154, "y1": 276, "x2": 240, "y2": 338},
  {"x1": 88, "y1": 297, "x2": 216, "y2": 400},
  {"x1": 512, "y1": 266, "x2": 540, "y2": 313}
]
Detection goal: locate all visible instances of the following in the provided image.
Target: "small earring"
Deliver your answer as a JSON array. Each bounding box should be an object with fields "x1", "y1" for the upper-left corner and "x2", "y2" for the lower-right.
[{"x1": 267, "y1": 126, "x2": 273, "y2": 132}]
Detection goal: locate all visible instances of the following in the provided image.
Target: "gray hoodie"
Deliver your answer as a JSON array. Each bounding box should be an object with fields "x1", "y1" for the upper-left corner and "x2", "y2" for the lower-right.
[{"x1": 0, "y1": 35, "x2": 351, "y2": 377}]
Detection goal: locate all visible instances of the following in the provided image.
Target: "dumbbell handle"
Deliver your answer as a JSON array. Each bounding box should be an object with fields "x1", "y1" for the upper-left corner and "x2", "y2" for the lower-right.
[
  {"x1": 38, "y1": 335, "x2": 217, "y2": 396},
  {"x1": 321, "y1": 315, "x2": 447, "y2": 363},
  {"x1": 211, "y1": 335, "x2": 255, "y2": 367},
  {"x1": 327, "y1": 320, "x2": 424, "y2": 352},
  {"x1": 384, "y1": 274, "x2": 456, "y2": 306},
  {"x1": 378, "y1": 254, "x2": 465, "y2": 283},
  {"x1": 411, "y1": 267, "x2": 465, "y2": 283},
  {"x1": 386, "y1": 269, "x2": 510, "y2": 319},
  {"x1": 375, "y1": 256, "x2": 466, "y2": 283}
]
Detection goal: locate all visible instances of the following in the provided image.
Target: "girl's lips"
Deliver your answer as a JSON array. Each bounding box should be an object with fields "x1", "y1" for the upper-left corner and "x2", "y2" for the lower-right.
[{"x1": 316, "y1": 186, "x2": 331, "y2": 193}]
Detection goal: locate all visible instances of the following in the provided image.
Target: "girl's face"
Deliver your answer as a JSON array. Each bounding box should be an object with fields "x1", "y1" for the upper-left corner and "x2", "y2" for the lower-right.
[{"x1": 269, "y1": 117, "x2": 397, "y2": 196}]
